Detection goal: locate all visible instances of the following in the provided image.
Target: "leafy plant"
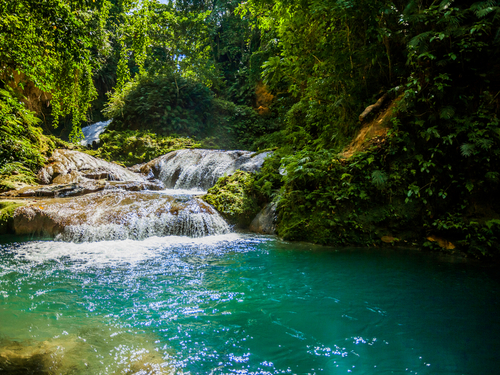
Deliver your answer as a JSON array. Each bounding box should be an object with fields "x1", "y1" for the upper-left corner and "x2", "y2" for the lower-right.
[{"x1": 0, "y1": 88, "x2": 55, "y2": 175}]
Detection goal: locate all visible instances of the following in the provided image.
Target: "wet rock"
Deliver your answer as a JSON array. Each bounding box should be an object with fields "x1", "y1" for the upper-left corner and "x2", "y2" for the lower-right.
[
  {"x1": 37, "y1": 149, "x2": 143, "y2": 185},
  {"x1": 1, "y1": 180, "x2": 164, "y2": 199},
  {"x1": 249, "y1": 203, "x2": 277, "y2": 235},
  {"x1": 13, "y1": 190, "x2": 230, "y2": 241},
  {"x1": 136, "y1": 149, "x2": 271, "y2": 191}
]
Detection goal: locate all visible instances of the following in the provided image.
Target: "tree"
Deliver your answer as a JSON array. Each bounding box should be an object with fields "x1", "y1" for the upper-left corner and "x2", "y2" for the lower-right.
[{"x1": 0, "y1": 0, "x2": 112, "y2": 140}]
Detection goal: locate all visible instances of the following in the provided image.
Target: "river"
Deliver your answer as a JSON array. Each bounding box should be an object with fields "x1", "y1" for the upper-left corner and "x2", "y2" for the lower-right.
[{"x1": 1, "y1": 233, "x2": 499, "y2": 374}]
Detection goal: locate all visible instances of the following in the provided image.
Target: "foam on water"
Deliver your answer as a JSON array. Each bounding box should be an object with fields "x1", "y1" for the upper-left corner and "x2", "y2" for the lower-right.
[{"x1": 7, "y1": 233, "x2": 250, "y2": 269}]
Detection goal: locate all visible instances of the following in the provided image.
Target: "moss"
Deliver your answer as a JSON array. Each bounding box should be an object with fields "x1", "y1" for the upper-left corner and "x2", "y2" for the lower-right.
[
  {"x1": 202, "y1": 170, "x2": 260, "y2": 227},
  {"x1": 0, "y1": 162, "x2": 38, "y2": 192},
  {"x1": 84, "y1": 130, "x2": 201, "y2": 167},
  {"x1": 0, "y1": 201, "x2": 26, "y2": 234}
]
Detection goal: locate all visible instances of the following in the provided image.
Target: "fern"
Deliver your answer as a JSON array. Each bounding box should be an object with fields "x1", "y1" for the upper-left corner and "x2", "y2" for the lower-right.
[
  {"x1": 440, "y1": 106, "x2": 455, "y2": 119},
  {"x1": 471, "y1": 1, "x2": 499, "y2": 18},
  {"x1": 478, "y1": 138, "x2": 494, "y2": 149},
  {"x1": 371, "y1": 170, "x2": 387, "y2": 188},
  {"x1": 460, "y1": 143, "x2": 475, "y2": 157}
]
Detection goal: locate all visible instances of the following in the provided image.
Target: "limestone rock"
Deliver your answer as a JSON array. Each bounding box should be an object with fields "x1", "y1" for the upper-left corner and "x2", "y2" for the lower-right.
[
  {"x1": 37, "y1": 149, "x2": 143, "y2": 185},
  {"x1": 12, "y1": 190, "x2": 230, "y2": 241},
  {"x1": 1, "y1": 180, "x2": 164, "y2": 198},
  {"x1": 249, "y1": 203, "x2": 277, "y2": 235}
]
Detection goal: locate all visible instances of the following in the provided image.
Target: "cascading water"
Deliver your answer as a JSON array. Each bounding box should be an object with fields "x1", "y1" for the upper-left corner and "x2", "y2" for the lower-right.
[
  {"x1": 14, "y1": 190, "x2": 231, "y2": 242},
  {"x1": 141, "y1": 149, "x2": 270, "y2": 191},
  {"x1": 80, "y1": 120, "x2": 111, "y2": 147},
  {"x1": 8, "y1": 148, "x2": 269, "y2": 242}
]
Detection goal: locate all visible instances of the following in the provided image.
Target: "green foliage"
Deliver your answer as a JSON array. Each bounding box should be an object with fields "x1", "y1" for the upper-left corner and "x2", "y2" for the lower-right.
[
  {"x1": 243, "y1": 0, "x2": 405, "y2": 149},
  {"x1": 0, "y1": 0, "x2": 111, "y2": 137},
  {"x1": 114, "y1": 0, "x2": 214, "y2": 87},
  {"x1": 104, "y1": 73, "x2": 214, "y2": 137},
  {"x1": 202, "y1": 170, "x2": 261, "y2": 227},
  {"x1": 0, "y1": 162, "x2": 37, "y2": 192},
  {"x1": 231, "y1": 0, "x2": 500, "y2": 257},
  {"x1": 0, "y1": 88, "x2": 55, "y2": 175},
  {"x1": 274, "y1": 146, "x2": 413, "y2": 245},
  {"x1": 210, "y1": 99, "x2": 279, "y2": 150},
  {"x1": 104, "y1": 72, "x2": 277, "y2": 150},
  {"x1": 89, "y1": 129, "x2": 200, "y2": 167}
]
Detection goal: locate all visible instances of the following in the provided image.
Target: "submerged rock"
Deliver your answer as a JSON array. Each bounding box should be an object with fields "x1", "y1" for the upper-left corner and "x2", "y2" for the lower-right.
[
  {"x1": 13, "y1": 190, "x2": 231, "y2": 241},
  {"x1": 0, "y1": 337, "x2": 81, "y2": 374},
  {"x1": 0, "y1": 335, "x2": 178, "y2": 375},
  {"x1": 137, "y1": 149, "x2": 271, "y2": 191},
  {"x1": 37, "y1": 149, "x2": 143, "y2": 185},
  {"x1": 249, "y1": 203, "x2": 277, "y2": 235}
]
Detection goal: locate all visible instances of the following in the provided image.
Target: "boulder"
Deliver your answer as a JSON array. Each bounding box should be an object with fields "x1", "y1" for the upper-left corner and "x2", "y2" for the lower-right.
[
  {"x1": 249, "y1": 203, "x2": 277, "y2": 235},
  {"x1": 37, "y1": 149, "x2": 143, "y2": 185}
]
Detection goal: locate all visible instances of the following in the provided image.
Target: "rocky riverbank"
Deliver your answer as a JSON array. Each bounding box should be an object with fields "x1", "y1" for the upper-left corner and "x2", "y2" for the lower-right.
[{"x1": 0, "y1": 148, "x2": 274, "y2": 240}]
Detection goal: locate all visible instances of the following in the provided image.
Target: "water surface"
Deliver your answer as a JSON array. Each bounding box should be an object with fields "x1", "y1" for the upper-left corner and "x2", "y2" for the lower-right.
[{"x1": 0, "y1": 235, "x2": 499, "y2": 374}]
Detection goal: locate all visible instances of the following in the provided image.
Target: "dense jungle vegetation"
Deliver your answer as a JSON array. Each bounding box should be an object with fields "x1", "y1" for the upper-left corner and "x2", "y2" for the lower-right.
[{"x1": 1, "y1": 0, "x2": 499, "y2": 257}]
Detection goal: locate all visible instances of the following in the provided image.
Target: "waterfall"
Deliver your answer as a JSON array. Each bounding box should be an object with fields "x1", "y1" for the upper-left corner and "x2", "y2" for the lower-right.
[
  {"x1": 80, "y1": 120, "x2": 111, "y2": 147},
  {"x1": 14, "y1": 191, "x2": 231, "y2": 243},
  {"x1": 11, "y1": 147, "x2": 271, "y2": 242},
  {"x1": 143, "y1": 149, "x2": 270, "y2": 191}
]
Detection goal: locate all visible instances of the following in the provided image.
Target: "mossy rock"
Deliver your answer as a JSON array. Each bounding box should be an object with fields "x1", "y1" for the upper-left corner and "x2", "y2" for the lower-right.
[
  {"x1": 86, "y1": 130, "x2": 201, "y2": 166},
  {"x1": 0, "y1": 201, "x2": 26, "y2": 234},
  {"x1": 0, "y1": 161, "x2": 39, "y2": 193},
  {"x1": 202, "y1": 170, "x2": 260, "y2": 227}
]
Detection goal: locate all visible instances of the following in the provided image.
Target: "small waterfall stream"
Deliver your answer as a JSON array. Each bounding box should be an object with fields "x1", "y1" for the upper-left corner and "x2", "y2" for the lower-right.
[
  {"x1": 141, "y1": 149, "x2": 270, "y2": 191},
  {"x1": 11, "y1": 149, "x2": 269, "y2": 242}
]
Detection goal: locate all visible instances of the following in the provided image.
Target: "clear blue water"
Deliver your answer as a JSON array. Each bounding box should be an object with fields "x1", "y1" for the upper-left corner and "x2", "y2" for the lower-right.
[{"x1": 0, "y1": 234, "x2": 499, "y2": 374}]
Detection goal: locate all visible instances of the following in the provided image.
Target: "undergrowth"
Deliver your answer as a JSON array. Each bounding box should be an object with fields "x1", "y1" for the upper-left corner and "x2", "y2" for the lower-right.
[{"x1": 87, "y1": 130, "x2": 201, "y2": 166}]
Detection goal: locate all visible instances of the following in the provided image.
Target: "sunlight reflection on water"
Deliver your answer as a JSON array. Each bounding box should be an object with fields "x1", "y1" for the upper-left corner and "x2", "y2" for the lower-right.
[{"x1": 0, "y1": 237, "x2": 499, "y2": 374}]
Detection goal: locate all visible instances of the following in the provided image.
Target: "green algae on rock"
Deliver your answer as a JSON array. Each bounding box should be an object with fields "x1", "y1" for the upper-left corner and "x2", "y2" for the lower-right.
[
  {"x1": 0, "y1": 200, "x2": 26, "y2": 234},
  {"x1": 202, "y1": 170, "x2": 260, "y2": 227}
]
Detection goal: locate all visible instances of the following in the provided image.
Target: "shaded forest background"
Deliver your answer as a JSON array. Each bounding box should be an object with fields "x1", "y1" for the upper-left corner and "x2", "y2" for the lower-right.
[{"x1": 1, "y1": 0, "x2": 500, "y2": 257}]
